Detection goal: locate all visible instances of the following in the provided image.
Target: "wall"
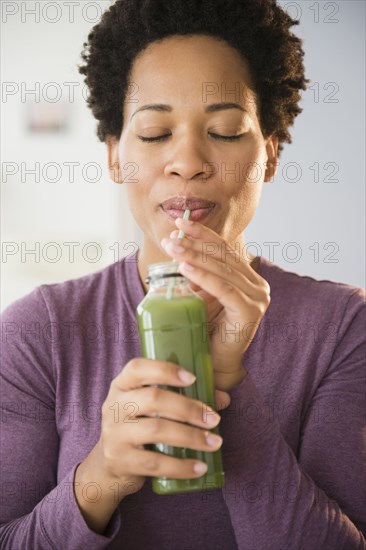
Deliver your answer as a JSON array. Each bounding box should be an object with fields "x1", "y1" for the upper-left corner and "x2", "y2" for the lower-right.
[
  {"x1": 245, "y1": 0, "x2": 365, "y2": 287},
  {"x1": 1, "y1": 0, "x2": 138, "y2": 310}
]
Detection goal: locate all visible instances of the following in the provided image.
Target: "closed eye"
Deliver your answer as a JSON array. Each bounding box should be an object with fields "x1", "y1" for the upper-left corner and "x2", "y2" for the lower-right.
[
  {"x1": 138, "y1": 133, "x2": 245, "y2": 143},
  {"x1": 138, "y1": 135, "x2": 170, "y2": 143},
  {"x1": 210, "y1": 133, "x2": 244, "y2": 142}
]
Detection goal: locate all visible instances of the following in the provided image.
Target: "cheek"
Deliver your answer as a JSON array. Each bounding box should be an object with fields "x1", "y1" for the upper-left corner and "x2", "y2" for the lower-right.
[
  {"x1": 219, "y1": 147, "x2": 266, "y2": 199},
  {"x1": 232, "y1": 142, "x2": 265, "y2": 208},
  {"x1": 124, "y1": 186, "x2": 150, "y2": 235},
  {"x1": 230, "y1": 178, "x2": 263, "y2": 235},
  {"x1": 123, "y1": 145, "x2": 162, "y2": 183},
  {"x1": 120, "y1": 137, "x2": 162, "y2": 216},
  {"x1": 221, "y1": 136, "x2": 267, "y2": 181},
  {"x1": 233, "y1": 176, "x2": 263, "y2": 211},
  {"x1": 241, "y1": 139, "x2": 268, "y2": 185}
]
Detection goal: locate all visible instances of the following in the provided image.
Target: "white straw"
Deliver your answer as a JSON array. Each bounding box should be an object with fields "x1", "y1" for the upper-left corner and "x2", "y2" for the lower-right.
[{"x1": 166, "y1": 209, "x2": 191, "y2": 300}]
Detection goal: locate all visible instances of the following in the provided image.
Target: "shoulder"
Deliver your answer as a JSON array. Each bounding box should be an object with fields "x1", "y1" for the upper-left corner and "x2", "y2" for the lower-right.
[
  {"x1": 259, "y1": 257, "x2": 365, "y2": 317},
  {"x1": 258, "y1": 258, "x2": 365, "y2": 355},
  {"x1": 1, "y1": 252, "x2": 141, "y2": 332}
]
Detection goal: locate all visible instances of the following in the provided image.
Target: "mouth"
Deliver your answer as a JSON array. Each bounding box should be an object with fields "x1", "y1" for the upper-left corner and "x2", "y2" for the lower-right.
[{"x1": 160, "y1": 196, "x2": 217, "y2": 222}]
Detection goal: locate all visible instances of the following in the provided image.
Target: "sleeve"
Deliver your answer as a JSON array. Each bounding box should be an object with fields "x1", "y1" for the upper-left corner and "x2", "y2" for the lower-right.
[
  {"x1": 221, "y1": 288, "x2": 366, "y2": 550},
  {"x1": 0, "y1": 288, "x2": 121, "y2": 549}
]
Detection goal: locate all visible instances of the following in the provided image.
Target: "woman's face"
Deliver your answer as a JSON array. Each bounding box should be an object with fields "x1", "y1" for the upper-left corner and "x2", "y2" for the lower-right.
[{"x1": 108, "y1": 34, "x2": 278, "y2": 263}]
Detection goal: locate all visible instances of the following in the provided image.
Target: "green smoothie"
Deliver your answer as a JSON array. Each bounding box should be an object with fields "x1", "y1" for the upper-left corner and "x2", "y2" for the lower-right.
[{"x1": 136, "y1": 293, "x2": 225, "y2": 495}]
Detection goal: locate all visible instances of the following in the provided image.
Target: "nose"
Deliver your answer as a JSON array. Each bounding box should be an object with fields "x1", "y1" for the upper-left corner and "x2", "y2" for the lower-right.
[{"x1": 164, "y1": 133, "x2": 213, "y2": 182}]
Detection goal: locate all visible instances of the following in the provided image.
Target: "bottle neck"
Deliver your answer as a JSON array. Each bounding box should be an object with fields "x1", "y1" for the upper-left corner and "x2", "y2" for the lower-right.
[{"x1": 145, "y1": 261, "x2": 191, "y2": 294}]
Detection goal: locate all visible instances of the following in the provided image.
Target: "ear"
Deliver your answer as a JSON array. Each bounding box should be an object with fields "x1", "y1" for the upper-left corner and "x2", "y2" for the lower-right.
[
  {"x1": 106, "y1": 136, "x2": 123, "y2": 184},
  {"x1": 264, "y1": 135, "x2": 279, "y2": 183}
]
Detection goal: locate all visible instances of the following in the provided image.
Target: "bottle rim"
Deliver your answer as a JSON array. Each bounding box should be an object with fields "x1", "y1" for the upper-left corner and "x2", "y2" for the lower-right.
[{"x1": 145, "y1": 261, "x2": 186, "y2": 285}]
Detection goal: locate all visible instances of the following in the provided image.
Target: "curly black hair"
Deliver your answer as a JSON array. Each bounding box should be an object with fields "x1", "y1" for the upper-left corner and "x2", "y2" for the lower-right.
[{"x1": 79, "y1": 0, "x2": 309, "y2": 157}]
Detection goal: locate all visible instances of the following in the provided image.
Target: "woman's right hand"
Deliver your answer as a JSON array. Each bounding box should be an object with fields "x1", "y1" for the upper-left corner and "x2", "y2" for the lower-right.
[{"x1": 98, "y1": 357, "x2": 225, "y2": 500}]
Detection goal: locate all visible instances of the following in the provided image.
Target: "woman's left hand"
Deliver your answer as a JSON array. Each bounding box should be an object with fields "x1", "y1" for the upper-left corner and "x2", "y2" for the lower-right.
[{"x1": 161, "y1": 217, "x2": 271, "y2": 393}]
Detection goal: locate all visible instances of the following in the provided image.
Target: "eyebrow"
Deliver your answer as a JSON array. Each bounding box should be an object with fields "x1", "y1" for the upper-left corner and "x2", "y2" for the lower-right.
[
  {"x1": 130, "y1": 102, "x2": 246, "y2": 120},
  {"x1": 205, "y1": 102, "x2": 246, "y2": 114}
]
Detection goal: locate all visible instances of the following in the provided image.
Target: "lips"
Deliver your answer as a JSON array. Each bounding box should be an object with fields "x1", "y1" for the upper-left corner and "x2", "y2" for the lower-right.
[
  {"x1": 161, "y1": 196, "x2": 216, "y2": 211},
  {"x1": 160, "y1": 196, "x2": 216, "y2": 222}
]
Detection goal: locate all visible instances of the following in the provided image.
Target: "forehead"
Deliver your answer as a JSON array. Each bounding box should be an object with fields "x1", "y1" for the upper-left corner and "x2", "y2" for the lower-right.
[{"x1": 125, "y1": 35, "x2": 257, "y2": 113}]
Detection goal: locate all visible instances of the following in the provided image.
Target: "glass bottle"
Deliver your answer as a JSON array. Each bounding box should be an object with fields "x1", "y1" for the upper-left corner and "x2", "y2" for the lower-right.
[{"x1": 136, "y1": 261, "x2": 225, "y2": 495}]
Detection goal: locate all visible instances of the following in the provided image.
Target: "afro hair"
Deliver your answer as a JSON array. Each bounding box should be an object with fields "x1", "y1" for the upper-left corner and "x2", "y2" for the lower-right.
[{"x1": 79, "y1": 0, "x2": 309, "y2": 157}]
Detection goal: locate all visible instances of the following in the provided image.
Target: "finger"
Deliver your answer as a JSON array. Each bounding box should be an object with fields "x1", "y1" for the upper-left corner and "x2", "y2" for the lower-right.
[
  {"x1": 214, "y1": 368, "x2": 247, "y2": 390},
  {"x1": 122, "y1": 417, "x2": 223, "y2": 451},
  {"x1": 162, "y1": 237, "x2": 266, "y2": 302},
  {"x1": 120, "y1": 385, "x2": 221, "y2": 429},
  {"x1": 116, "y1": 447, "x2": 209, "y2": 479},
  {"x1": 114, "y1": 358, "x2": 197, "y2": 391},
  {"x1": 175, "y1": 217, "x2": 260, "y2": 284},
  {"x1": 178, "y1": 259, "x2": 268, "y2": 319},
  {"x1": 215, "y1": 389, "x2": 231, "y2": 410},
  {"x1": 162, "y1": 233, "x2": 270, "y2": 299}
]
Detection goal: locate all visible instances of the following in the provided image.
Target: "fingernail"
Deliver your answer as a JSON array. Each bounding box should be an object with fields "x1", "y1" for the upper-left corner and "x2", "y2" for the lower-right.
[
  {"x1": 161, "y1": 238, "x2": 168, "y2": 248},
  {"x1": 205, "y1": 432, "x2": 223, "y2": 448},
  {"x1": 203, "y1": 408, "x2": 221, "y2": 426},
  {"x1": 168, "y1": 242, "x2": 185, "y2": 253},
  {"x1": 179, "y1": 262, "x2": 194, "y2": 272},
  {"x1": 177, "y1": 217, "x2": 193, "y2": 226},
  {"x1": 193, "y1": 462, "x2": 208, "y2": 475},
  {"x1": 178, "y1": 369, "x2": 196, "y2": 384}
]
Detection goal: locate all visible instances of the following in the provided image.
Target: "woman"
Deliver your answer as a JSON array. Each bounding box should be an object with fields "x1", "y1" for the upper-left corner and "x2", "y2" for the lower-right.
[{"x1": 1, "y1": 0, "x2": 365, "y2": 548}]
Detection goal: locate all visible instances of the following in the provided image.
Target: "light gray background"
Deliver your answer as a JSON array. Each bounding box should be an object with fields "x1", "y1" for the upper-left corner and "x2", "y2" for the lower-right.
[
  {"x1": 244, "y1": 0, "x2": 365, "y2": 288},
  {"x1": 1, "y1": 1, "x2": 365, "y2": 311}
]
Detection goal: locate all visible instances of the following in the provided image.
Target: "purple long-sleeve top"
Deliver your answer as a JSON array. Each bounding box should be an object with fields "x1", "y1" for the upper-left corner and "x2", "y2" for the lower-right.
[{"x1": 1, "y1": 251, "x2": 365, "y2": 550}]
